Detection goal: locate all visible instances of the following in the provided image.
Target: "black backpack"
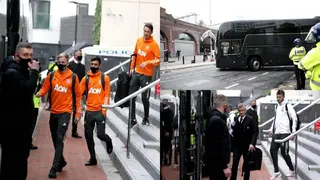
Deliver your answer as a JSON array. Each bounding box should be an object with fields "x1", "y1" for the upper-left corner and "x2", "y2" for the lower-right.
[
  {"x1": 284, "y1": 103, "x2": 301, "y2": 132},
  {"x1": 84, "y1": 73, "x2": 105, "y2": 100},
  {"x1": 48, "y1": 71, "x2": 77, "y2": 109},
  {"x1": 114, "y1": 54, "x2": 136, "y2": 108}
]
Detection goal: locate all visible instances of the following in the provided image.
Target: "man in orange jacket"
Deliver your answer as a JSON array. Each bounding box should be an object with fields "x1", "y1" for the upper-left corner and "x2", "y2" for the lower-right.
[
  {"x1": 79, "y1": 56, "x2": 113, "y2": 166},
  {"x1": 129, "y1": 23, "x2": 160, "y2": 128},
  {"x1": 36, "y1": 53, "x2": 82, "y2": 178}
]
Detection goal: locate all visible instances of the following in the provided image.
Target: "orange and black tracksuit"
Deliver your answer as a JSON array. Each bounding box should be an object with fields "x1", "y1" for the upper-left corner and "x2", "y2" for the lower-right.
[
  {"x1": 79, "y1": 70, "x2": 113, "y2": 160},
  {"x1": 38, "y1": 68, "x2": 82, "y2": 170},
  {"x1": 129, "y1": 36, "x2": 160, "y2": 124}
]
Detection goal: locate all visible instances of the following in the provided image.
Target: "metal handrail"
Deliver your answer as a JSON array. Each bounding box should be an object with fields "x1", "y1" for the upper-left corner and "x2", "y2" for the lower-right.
[
  {"x1": 104, "y1": 58, "x2": 131, "y2": 75},
  {"x1": 102, "y1": 79, "x2": 160, "y2": 109},
  {"x1": 102, "y1": 78, "x2": 160, "y2": 159},
  {"x1": 263, "y1": 97, "x2": 320, "y2": 133},
  {"x1": 258, "y1": 97, "x2": 309, "y2": 128}
]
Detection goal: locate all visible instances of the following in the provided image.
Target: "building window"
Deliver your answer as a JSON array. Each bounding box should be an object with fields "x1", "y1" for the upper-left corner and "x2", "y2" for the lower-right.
[{"x1": 32, "y1": 1, "x2": 50, "y2": 29}]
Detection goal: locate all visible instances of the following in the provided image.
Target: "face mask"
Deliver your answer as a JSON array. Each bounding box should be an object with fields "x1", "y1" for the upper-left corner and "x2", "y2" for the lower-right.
[
  {"x1": 57, "y1": 64, "x2": 67, "y2": 71},
  {"x1": 91, "y1": 67, "x2": 99, "y2": 73},
  {"x1": 77, "y1": 56, "x2": 83, "y2": 61},
  {"x1": 18, "y1": 56, "x2": 31, "y2": 68},
  {"x1": 252, "y1": 105, "x2": 257, "y2": 109}
]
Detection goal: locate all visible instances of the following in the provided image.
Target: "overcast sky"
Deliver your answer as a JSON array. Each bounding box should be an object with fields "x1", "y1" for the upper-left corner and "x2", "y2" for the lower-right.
[{"x1": 160, "y1": 0, "x2": 320, "y2": 27}]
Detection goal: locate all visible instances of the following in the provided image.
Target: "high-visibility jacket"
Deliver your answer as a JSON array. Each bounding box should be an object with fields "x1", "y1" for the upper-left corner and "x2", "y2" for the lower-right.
[
  {"x1": 48, "y1": 62, "x2": 58, "y2": 71},
  {"x1": 289, "y1": 46, "x2": 306, "y2": 65},
  {"x1": 33, "y1": 77, "x2": 41, "y2": 108},
  {"x1": 298, "y1": 42, "x2": 320, "y2": 90}
]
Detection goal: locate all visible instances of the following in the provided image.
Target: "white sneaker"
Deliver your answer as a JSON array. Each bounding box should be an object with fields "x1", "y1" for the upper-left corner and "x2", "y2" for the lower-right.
[
  {"x1": 270, "y1": 172, "x2": 281, "y2": 180},
  {"x1": 286, "y1": 170, "x2": 295, "y2": 177}
]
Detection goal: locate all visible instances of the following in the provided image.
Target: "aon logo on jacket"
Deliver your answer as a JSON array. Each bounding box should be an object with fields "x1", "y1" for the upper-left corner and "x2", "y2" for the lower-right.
[
  {"x1": 89, "y1": 88, "x2": 102, "y2": 94},
  {"x1": 137, "y1": 49, "x2": 147, "y2": 57},
  {"x1": 54, "y1": 84, "x2": 68, "y2": 93}
]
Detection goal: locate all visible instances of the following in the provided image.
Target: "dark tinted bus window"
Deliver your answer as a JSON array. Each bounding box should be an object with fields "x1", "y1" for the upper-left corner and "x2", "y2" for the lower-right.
[{"x1": 218, "y1": 22, "x2": 234, "y2": 39}]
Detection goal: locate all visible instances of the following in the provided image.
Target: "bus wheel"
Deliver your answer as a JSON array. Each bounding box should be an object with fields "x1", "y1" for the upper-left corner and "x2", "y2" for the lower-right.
[{"x1": 249, "y1": 57, "x2": 261, "y2": 71}]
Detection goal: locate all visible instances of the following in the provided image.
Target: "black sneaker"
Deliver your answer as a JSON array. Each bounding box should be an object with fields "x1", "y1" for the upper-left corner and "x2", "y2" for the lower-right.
[
  {"x1": 106, "y1": 138, "x2": 113, "y2": 154},
  {"x1": 131, "y1": 119, "x2": 138, "y2": 129},
  {"x1": 85, "y1": 158, "x2": 97, "y2": 166},
  {"x1": 48, "y1": 167, "x2": 57, "y2": 178},
  {"x1": 30, "y1": 143, "x2": 38, "y2": 150},
  {"x1": 56, "y1": 161, "x2": 67, "y2": 172},
  {"x1": 72, "y1": 132, "x2": 82, "y2": 138},
  {"x1": 141, "y1": 117, "x2": 150, "y2": 125}
]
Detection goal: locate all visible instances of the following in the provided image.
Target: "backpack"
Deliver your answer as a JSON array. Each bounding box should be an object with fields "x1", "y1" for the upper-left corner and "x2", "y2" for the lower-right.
[
  {"x1": 114, "y1": 54, "x2": 136, "y2": 108},
  {"x1": 84, "y1": 73, "x2": 105, "y2": 100},
  {"x1": 284, "y1": 103, "x2": 301, "y2": 132},
  {"x1": 48, "y1": 71, "x2": 77, "y2": 109},
  {"x1": 274, "y1": 103, "x2": 301, "y2": 133}
]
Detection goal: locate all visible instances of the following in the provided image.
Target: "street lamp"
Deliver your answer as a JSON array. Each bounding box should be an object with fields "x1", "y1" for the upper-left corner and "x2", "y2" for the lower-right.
[{"x1": 69, "y1": 1, "x2": 80, "y2": 46}]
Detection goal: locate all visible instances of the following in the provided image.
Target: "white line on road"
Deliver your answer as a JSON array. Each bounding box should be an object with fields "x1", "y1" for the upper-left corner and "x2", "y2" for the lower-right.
[
  {"x1": 184, "y1": 80, "x2": 210, "y2": 87},
  {"x1": 262, "y1": 72, "x2": 269, "y2": 75},
  {"x1": 225, "y1": 83, "x2": 239, "y2": 89},
  {"x1": 248, "y1": 77, "x2": 257, "y2": 81}
]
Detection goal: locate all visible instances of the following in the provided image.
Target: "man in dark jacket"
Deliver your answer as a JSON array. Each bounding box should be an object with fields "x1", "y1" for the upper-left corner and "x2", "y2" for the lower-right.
[
  {"x1": 0, "y1": 43, "x2": 40, "y2": 179},
  {"x1": 230, "y1": 103, "x2": 258, "y2": 180},
  {"x1": 246, "y1": 100, "x2": 258, "y2": 124},
  {"x1": 205, "y1": 94, "x2": 231, "y2": 180},
  {"x1": 68, "y1": 49, "x2": 85, "y2": 138},
  {"x1": 160, "y1": 99, "x2": 174, "y2": 166}
]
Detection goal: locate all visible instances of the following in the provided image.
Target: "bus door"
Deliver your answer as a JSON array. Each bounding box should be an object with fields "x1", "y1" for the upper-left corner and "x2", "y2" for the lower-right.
[{"x1": 220, "y1": 40, "x2": 244, "y2": 68}]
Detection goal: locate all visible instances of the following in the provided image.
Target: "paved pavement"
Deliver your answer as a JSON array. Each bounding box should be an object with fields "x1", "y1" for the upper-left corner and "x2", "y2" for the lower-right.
[
  {"x1": 161, "y1": 152, "x2": 179, "y2": 180},
  {"x1": 161, "y1": 65, "x2": 296, "y2": 90},
  {"x1": 27, "y1": 105, "x2": 108, "y2": 180},
  {"x1": 275, "y1": 75, "x2": 311, "y2": 90}
]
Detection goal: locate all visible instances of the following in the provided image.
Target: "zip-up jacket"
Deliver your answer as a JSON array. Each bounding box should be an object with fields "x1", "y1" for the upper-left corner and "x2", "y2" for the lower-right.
[
  {"x1": 289, "y1": 46, "x2": 306, "y2": 65},
  {"x1": 38, "y1": 68, "x2": 82, "y2": 118},
  {"x1": 130, "y1": 36, "x2": 160, "y2": 77},
  {"x1": 80, "y1": 70, "x2": 110, "y2": 116}
]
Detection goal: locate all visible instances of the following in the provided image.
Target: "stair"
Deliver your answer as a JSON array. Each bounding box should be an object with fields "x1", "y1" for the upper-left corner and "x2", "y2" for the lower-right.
[
  {"x1": 101, "y1": 88, "x2": 160, "y2": 180},
  {"x1": 261, "y1": 127, "x2": 320, "y2": 180}
]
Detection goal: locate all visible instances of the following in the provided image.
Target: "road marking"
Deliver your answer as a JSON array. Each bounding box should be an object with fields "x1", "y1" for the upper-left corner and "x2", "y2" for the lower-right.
[
  {"x1": 248, "y1": 77, "x2": 257, "y2": 81},
  {"x1": 184, "y1": 80, "x2": 210, "y2": 87},
  {"x1": 225, "y1": 83, "x2": 239, "y2": 89},
  {"x1": 262, "y1": 72, "x2": 269, "y2": 75}
]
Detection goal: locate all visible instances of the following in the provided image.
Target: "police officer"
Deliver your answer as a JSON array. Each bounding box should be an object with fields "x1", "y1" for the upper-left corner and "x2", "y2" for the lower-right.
[
  {"x1": 298, "y1": 22, "x2": 320, "y2": 90},
  {"x1": 289, "y1": 38, "x2": 306, "y2": 90}
]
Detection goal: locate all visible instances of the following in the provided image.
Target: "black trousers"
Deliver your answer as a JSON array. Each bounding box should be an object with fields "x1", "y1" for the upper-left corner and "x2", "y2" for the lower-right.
[
  {"x1": 230, "y1": 146, "x2": 250, "y2": 180},
  {"x1": 31, "y1": 108, "x2": 39, "y2": 144},
  {"x1": 0, "y1": 127, "x2": 32, "y2": 179},
  {"x1": 129, "y1": 72, "x2": 152, "y2": 120},
  {"x1": 270, "y1": 133, "x2": 294, "y2": 173},
  {"x1": 294, "y1": 65, "x2": 305, "y2": 90},
  {"x1": 71, "y1": 109, "x2": 78, "y2": 134},
  {"x1": 208, "y1": 166, "x2": 227, "y2": 180},
  {"x1": 49, "y1": 112, "x2": 70, "y2": 169},
  {"x1": 160, "y1": 134, "x2": 172, "y2": 165},
  {"x1": 84, "y1": 111, "x2": 111, "y2": 159}
]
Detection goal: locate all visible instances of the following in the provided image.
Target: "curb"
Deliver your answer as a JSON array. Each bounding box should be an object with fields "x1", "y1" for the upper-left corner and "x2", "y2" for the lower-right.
[{"x1": 160, "y1": 62, "x2": 215, "y2": 71}]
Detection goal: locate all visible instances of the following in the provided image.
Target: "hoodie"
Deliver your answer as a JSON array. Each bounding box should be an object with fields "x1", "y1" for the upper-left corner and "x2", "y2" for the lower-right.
[
  {"x1": 205, "y1": 108, "x2": 230, "y2": 170},
  {"x1": 79, "y1": 70, "x2": 110, "y2": 116},
  {"x1": 0, "y1": 56, "x2": 39, "y2": 136},
  {"x1": 130, "y1": 36, "x2": 160, "y2": 77}
]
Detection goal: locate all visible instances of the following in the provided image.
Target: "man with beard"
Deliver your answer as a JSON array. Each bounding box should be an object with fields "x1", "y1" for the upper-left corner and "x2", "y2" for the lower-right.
[
  {"x1": 0, "y1": 43, "x2": 40, "y2": 179},
  {"x1": 160, "y1": 99, "x2": 174, "y2": 166},
  {"x1": 205, "y1": 94, "x2": 231, "y2": 180},
  {"x1": 68, "y1": 49, "x2": 85, "y2": 138}
]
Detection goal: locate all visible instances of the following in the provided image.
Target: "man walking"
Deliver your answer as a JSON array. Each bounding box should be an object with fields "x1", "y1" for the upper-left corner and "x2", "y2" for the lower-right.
[
  {"x1": 129, "y1": 23, "x2": 160, "y2": 128},
  {"x1": 160, "y1": 99, "x2": 174, "y2": 166},
  {"x1": 269, "y1": 90, "x2": 297, "y2": 180},
  {"x1": 205, "y1": 94, "x2": 231, "y2": 180},
  {"x1": 79, "y1": 56, "x2": 113, "y2": 166},
  {"x1": 230, "y1": 104, "x2": 258, "y2": 180},
  {"x1": 68, "y1": 49, "x2": 85, "y2": 138},
  {"x1": 289, "y1": 38, "x2": 306, "y2": 90},
  {"x1": 0, "y1": 43, "x2": 40, "y2": 179},
  {"x1": 36, "y1": 53, "x2": 82, "y2": 178}
]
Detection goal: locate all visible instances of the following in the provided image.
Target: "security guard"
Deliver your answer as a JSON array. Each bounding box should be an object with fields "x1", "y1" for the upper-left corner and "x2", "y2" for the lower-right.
[
  {"x1": 298, "y1": 23, "x2": 320, "y2": 90},
  {"x1": 289, "y1": 38, "x2": 306, "y2": 90}
]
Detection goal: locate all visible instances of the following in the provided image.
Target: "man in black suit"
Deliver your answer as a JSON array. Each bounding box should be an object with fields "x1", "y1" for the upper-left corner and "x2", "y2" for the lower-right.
[
  {"x1": 68, "y1": 49, "x2": 85, "y2": 138},
  {"x1": 246, "y1": 100, "x2": 258, "y2": 124},
  {"x1": 230, "y1": 103, "x2": 258, "y2": 180}
]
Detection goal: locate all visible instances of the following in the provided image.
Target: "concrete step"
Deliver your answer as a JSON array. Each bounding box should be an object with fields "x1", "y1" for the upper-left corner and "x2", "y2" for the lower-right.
[
  {"x1": 135, "y1": 102, "x2": 160, "y2": 129},
  {"x1": 106, "y1": 110, "x2": 160, "y2": 180},
  {"x1": 112, "y1": 106, "x2": 160, "y2": 146},
  {"x1": 300, "y1": 131, "x2": 320, "y2": 145},
  {"x1": 100, "y1": 124, "x2": 153, "y2": 180},
  {"x1": 262, "y1": 135, "x2": 320, "y2": 180}
]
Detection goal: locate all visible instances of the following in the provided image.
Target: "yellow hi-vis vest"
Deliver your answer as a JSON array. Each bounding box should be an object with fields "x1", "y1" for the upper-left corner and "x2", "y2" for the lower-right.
[
  {"x1": 48, "y1": 62, "x2": 58, "y2": 71},
  {"x1": 298, "y1": 42, "x2": 320, "y2": 90},
  {"x1": 33, "y1": 78, "x2": 41, "y2": 108},
  {"x1": 289, "y1": 46, "x2": 306, "y2": 65}
]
